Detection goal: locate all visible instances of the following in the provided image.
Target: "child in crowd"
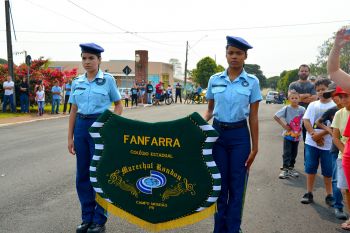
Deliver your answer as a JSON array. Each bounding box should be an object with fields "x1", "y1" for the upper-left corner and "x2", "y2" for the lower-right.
[
  {"x1": 51, "y1": 80, "x2": 62, "y2": 114},
  {"x1": 131, "y1": 85, "x2": 138, "y2": 107},
  {"x1": 35, "y1": 85, "x2": 45, "y2": 116},
  {"x1": 124, "y1": 90, "x2": 130, "y2": 108},
  {"x1": 166, "y1": 85, "x2": 172, "y2": 98},
  {"x1": 301, "y1": 78, "x2": 336, "y2": 205},
  {"x1": 274, "y1": 90, "x2": 305, "y2": 179},
  {"x1": 331, "y1": 87, "x2": 350, "y2": 229},
  {"x1": 316, "y1": 83, "x2": 347, "y2": 221}
]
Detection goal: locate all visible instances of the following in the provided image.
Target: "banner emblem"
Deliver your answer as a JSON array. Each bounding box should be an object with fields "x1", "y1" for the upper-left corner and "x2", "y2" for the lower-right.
[{"x1": 137, "y1": 170, "x2": 167, "y2": 194}]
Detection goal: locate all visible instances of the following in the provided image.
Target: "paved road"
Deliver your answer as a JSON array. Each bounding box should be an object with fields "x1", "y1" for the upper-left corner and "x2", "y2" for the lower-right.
[{"x1": 0, "y1": 103, "x2": 347, "y2": 233}]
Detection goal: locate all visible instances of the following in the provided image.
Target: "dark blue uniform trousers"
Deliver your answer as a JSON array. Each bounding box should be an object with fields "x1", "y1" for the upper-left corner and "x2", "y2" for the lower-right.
[
  {"x1": 212, "y1": 123, "x2": 250, "y2": 233},
  {"x1": 74, "y1": 117, "x2": 107, "y2": 225}
]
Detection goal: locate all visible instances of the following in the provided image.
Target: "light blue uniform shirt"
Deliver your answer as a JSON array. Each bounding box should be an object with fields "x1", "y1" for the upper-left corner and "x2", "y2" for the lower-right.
[
  {"x1": 51, "y1": 86, "x2": 62, "y2": 100},
  {"x1": 69, "y1": 70, "x2": 121, "y2": 114},
  {"x1": 65, "y1": 83, "x2": 71, "y2": 96},
  {"x1": 206, "y1": 69, "x2": 262, "y2": 123}
]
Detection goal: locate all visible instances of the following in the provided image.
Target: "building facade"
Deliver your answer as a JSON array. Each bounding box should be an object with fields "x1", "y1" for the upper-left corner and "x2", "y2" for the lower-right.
[{"x1": 49, "y1": 59, "x2": 174, "y2": 89}]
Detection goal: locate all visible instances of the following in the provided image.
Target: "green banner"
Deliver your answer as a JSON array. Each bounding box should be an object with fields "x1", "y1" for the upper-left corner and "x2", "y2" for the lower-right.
[{"x1": 89, "y1": 110, "x2": 220, "y2": 232}]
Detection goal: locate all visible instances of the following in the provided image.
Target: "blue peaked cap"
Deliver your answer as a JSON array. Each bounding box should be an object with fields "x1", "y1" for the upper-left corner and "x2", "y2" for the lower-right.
[
  {"x1": 79, "y1": 43, "x2": 104, "y2": 55},
  {"x1": 226, "y1": 36, "x2": 253, "y2": 51}
]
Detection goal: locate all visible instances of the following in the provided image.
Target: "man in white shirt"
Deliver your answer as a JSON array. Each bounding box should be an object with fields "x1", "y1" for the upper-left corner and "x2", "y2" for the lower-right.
[{"x1": 2, "y1": 75, "x2": 15, "y2": 113}]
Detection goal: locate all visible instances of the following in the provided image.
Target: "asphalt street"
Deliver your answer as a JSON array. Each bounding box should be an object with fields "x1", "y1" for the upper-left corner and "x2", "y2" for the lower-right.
[{"x1": 0, "y1": 103, "x2": 348, "y2": 233}]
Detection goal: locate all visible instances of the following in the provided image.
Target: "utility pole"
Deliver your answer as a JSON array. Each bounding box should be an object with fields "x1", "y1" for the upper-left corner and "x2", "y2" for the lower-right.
[
  {"x1": 5, "y1": 0, "x2": 15, "y2": 106},
  {"x1": 25, "y1": 53, "x2": 31, "y2": 112},
  {"x1": 184, "y1": 41, "x2": 188, "y2": 93}
]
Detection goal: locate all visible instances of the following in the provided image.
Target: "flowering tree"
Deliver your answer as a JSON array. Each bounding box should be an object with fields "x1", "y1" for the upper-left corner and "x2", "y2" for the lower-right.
[{"x1": 0, "y1": 59, "x2": 78, "y2": 105}]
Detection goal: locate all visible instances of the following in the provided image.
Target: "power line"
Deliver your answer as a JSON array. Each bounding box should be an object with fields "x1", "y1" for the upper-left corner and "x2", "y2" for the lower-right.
[
  {"x1": 66, "y1": 0, "x2": 129, "y2": 33},
  {"x1": 130, "y1": 19, "x2": 350, "y2": 34},
  {"x1": 0, "y1": 31, "x2": 333, "y2": 44},
  {"x1": 66, "y1": 0, "x2": 170, "y2": 46},
  {"x1": 2, "y1": 19, "x2": 349, "y2": 36},
  {"x1": 22, "y1": 0, "x2": 106, "y2": 33},
  {"x1": 0, "y1": 30, "x2": 119, "y2": 34}
]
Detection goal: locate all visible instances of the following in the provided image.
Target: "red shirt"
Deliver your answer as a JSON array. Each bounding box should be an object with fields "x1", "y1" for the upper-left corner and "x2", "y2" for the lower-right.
[
  {"x1": 343, "y1": 115, "x2": 350, "y2": 137},
  {"x1": 155, "y1": 83, "x2": 163, "y2": 94}
]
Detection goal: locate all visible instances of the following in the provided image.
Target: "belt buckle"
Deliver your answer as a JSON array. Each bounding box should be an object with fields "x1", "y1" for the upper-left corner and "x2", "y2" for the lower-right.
[{"x1": 220, "y1": 123, "x2": 229, "y2": 129}]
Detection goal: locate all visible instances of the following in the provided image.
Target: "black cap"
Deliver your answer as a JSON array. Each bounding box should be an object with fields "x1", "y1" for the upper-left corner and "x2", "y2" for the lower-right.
[{"x1": 322, "y1": 82, "x2": 336, "y2": 98}]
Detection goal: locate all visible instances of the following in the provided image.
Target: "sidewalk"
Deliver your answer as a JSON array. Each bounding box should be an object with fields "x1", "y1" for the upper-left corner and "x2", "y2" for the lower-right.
[
  {"x1": 0, "y1": 104, "x2": 156, "y2": 127},
  {"x1": 0, "y1": 113, "x2": 68, "y2": 127}
]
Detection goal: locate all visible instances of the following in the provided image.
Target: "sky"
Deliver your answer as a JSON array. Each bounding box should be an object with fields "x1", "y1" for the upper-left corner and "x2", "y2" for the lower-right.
[{"x1": 1, "y1": 0, "x2": 350, "y2": 78}]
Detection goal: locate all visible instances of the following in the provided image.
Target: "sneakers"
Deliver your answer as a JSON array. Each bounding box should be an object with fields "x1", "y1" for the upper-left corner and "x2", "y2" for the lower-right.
[
  {"x1": 325, "y1": 194, "x2": 335, "y2": 207},
  {"x1": 288, "y1": 167, "x2": 299, "y2": 177},
  {"x1": 279, "y1": 167, "x2": 299, "y2": 178},
  {"x1": 335, "y1": 208, "x2": 348, "y2": 220},
  {"x1": 301, "y1": 192, "x2": 314, "y2": 204},
  {"x1": 279, "y1": 169, "x2": 289, "y2": 179}
]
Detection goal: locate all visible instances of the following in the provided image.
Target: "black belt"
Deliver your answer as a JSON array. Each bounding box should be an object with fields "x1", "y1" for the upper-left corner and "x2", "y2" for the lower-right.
[
  {"x1": 77, "y1": 113, "x2": 101, "y2": 119},
  {"x1": 213, "y1": 119, "x2": 247, "y2": 130}
]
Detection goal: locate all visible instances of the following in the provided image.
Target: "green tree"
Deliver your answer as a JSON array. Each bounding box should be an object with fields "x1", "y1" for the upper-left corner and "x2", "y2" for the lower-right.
[
  {"x1": 277, "y1": 69, "x2": 298, "y2": 93},
  {"x1": 216, "y1": 64, "x2": 225, "y2": 73},
  {"x1": 192, "y1": 57, "x2": 218, "y2": 88},
  {"x1": 0, "y1": 59, "x2": 77, "y2": 106},
  {"x1": 266, "y1": 76, "x2": 280, "y2": 89},
  {"x1": 311, "y1": 28, "x2": 350, "y2": 75},
  {"x1": 244, "y1": 64, "x2": 267, "y2": 88},
  {"x1": 191, "y1": 57, "x2": 266, "y2": 88},
  {"x1": 0, "y1": 58, "x2": 7, "y2": 65}
]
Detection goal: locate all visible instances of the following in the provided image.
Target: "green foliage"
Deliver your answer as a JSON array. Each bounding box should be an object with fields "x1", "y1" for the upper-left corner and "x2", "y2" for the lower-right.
[
  {"x1": 0, "y1": 58, "x2": 7, "y2": 65},
  {"x1": 244, "y1": 64, "x2": 267, "y2": 88},
  {"x1": 311, "y1": 28, "x2": 350, "y2": 75},
  {"x1": 0, "y1": 59, "x2": 77, "y2": 105},
  {"x1": 192, "y1": 56, "x2": 218, "y2": 88},
  {"x1": 277, "y1": 69, "x2": 299, "y2": 93},
  {"x1": 266, "y1": 76, "x2": 280, "y2": 89},
  {"x1": 216, "y1": 64, "x2": 225, "y2": 73},
  {"x1": 191, "y1": 57, "x2": 266, "y2": 89}
]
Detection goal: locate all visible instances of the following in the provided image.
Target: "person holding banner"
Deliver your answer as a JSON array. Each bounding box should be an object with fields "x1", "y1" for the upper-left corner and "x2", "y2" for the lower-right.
[
  {"x1": 204, "y1": 36, "x2": 262, "y2": 233},
  {"x1": 67, "y1": 43, "x2": 123, "y2": 233}
]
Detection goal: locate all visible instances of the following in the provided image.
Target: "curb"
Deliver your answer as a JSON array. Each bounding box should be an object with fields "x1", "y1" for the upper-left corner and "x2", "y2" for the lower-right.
[
  {"x1": 0, "y1": 114, "x2": 69, "y2": 128},
  {"x1": 0, "y1": 105, "x2": 158, "y2": 128}
]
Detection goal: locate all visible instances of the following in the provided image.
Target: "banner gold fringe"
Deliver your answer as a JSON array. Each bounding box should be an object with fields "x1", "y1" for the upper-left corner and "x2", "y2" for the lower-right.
[{"x1": 96, "y1": 194, "x2": 216, "y2": 232}]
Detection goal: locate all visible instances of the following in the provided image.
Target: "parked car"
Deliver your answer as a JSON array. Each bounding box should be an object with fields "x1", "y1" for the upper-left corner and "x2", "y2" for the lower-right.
[{"x1": 265, "y1": 91, "x2": 278, "y2": 104}]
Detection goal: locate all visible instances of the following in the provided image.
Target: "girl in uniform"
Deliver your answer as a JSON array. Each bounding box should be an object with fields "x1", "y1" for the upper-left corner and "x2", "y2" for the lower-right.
[
  {"x1": 204, "y1": 36, "x2": 262, "y2": 233},
  {"x1": 67, "y1": 43, "x2": 123, "y2": 233}
]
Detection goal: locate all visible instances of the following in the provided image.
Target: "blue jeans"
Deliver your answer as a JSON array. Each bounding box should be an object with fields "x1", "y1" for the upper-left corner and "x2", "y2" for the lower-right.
[
  {"x1": 147, "y1": 93, "x2": 152, "y2": 104},
  {"x1": 2, "y1": 94, "x2": 15, "y2": 112},
  {"x1": 331, "y1": 151, "x2": 344, "y2": 209},
  {"x1": 51, "y1": 99, "x2": 60, "y2": 113},
  {"x1": 20, "y1": 93, "x2": 29, "y2": 113},
  {"x1": 304, "y1": 144, "x2": 332, "y2": 177},
  {"x1": 37, "y1": 101, "x2": 44, "y2": 113}
]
